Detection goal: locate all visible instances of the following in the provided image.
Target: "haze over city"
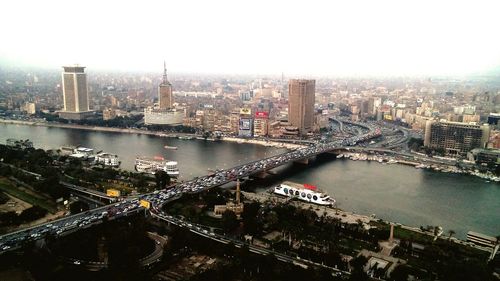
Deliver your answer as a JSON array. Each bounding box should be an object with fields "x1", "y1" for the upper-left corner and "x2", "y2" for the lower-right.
[
  {"x1": 1, "y1": 0, "x2": 500, "y2": 76},
  {"x1": 1, "y1": 1, "x2": 500, "y2": 281}
]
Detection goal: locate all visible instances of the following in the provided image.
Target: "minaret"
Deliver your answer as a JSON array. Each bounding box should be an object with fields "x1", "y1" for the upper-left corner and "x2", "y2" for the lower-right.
[{"x1": 236, "y1": 179, "x2": 241, "y2": 204}]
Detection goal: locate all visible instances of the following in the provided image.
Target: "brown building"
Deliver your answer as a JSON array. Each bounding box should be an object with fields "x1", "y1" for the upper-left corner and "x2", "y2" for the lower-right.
[
  {"x1": 59, "y1": 65, "x2": 93, "y2": 120},
  {"x1": 288, "y1": 79, "x2": 315, "y2": 135},
  {"x1": 424, "y1": 120, "x2": 490, "y2": 155},
  {"x1": 158, "y1": 62, "x2": 173, "y2": 109},
  {"x1": 103, "y1": 108, "x2": 116, "y2": 120}
]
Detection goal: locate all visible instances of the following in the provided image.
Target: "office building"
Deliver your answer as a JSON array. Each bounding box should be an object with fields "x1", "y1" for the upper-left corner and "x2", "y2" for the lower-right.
[
  {"x1": 103, "y1": 108, "x2": 117, "y2": 120},
  {"x1": 144, "y1": 107, "x2": 185, "y2": 125},
  {"x1": 59, "y1": 65, "x2": 93, "y2": 120},
  {"x1": 424, "y1": 120, "x2": 490, "y2": 155},
  {"x1": 487, "y1": 113, "x2": 500, "y2": 126},
  {"x1": 239, "y1": 108, "x2": 253, "y2": 137},
  {"x1": 253, "y1": 111, "x2": 269, "y2": 137},
  {"x1": 159, "y1": 61, "x2": 173, "y2": 109},
  {"x1": 288, "y1": 79, "x2": 315, "y2": 135}
]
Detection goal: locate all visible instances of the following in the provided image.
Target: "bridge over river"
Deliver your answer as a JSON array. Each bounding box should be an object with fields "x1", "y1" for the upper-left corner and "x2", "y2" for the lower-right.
[{"x1": 0, "y1": 124, "x2": 381, "y2": 254}]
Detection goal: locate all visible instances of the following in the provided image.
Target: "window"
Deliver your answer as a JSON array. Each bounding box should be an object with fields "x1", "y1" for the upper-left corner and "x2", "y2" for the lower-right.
[
  {"x1": 307, "y1": 194, "x2": 312, "y2": 199},
  {"x1": 283, "y1": 188, "x2": 288, "y2": 194},
  {"x1": 295, "y1": 191, "x2": 300, "y2": 196},
  {"x1": 313, "y1": 195, "x2": 318, "y2": 201},
  {"x1": 301, "y1": 192, "x2": 306, "y2": 198}
]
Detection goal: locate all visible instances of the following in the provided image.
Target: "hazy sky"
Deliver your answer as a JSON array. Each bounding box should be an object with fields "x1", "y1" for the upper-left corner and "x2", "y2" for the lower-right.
[{"x1": 1, "y1": 0, "x2": 499, "y2": 76}]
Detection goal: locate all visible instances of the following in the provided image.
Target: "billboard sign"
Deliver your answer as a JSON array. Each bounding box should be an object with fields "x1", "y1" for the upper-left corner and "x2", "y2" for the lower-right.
[
  {"x1": 240, "y1": 108, "x2": 251, "y2": 115},
  {"x1": 106, "y1": 189, "x2": 121, "y2": 197},
  {"x1": 239, "y1": 118, "x2": 252, "y2": 130},
  {"x1": 140, "y1": 200, "x2": 151, "y2": 209},
  {"x1": 255, "y1": 111, "x2": 268, "y2": 118}
]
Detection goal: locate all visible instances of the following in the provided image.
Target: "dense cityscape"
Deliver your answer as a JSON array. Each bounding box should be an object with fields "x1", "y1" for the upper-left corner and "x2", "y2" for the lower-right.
[{"x1": 1, "y1": 1, "x2": 500, "y2": 281}]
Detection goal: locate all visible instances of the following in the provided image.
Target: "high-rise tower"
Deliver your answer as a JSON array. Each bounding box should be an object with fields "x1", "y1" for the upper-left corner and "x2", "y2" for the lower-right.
[
  {"x1": 59, "y1": 65, "x2": 93, "y2": 120},
  {"x1": 158, "y1": 61, "x2": 173, "y2": 109},
  {"x1": 288, "y1": 79, "x2": 315, "y2": 135}
]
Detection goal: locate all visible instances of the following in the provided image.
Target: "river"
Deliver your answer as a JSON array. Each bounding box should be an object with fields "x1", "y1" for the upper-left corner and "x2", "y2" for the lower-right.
[{"x1": 1, "y1": 123, "x2": 499, "y2": 239}]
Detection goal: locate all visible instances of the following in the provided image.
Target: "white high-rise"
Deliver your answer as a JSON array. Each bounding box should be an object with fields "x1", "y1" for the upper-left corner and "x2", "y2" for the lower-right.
[{"x1": 60, "y1": 65, "x2": 93, "y2": 120}]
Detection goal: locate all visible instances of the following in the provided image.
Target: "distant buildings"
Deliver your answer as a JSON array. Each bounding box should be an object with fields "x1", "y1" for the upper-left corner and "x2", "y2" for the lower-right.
[
  {"x1": 288, "y1": 79, "x2": 315, "y2": 135},
  {"x1": 424, "y1": 120, "x2": 490, "y2": 155},
  {"x1": 59, "y1": 66, "x2": 93, "y2": 120}
]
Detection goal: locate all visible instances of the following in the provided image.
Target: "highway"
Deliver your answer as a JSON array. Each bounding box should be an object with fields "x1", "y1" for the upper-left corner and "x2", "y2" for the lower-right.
[
  {"x1": 0, "y1": 122, "x2": 381, "y2": 254},
  {"x1": 151, "y1": 211, "x2": 350, "y2": 277}
]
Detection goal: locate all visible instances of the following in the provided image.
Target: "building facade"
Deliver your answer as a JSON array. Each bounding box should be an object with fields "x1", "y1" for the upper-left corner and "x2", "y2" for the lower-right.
[
  {"x1": 288, "y1": 79, "x2": 315, "y2": 135},
  {"x1": 253, "y1": 111, "x2": 269, "y2": 137},
  {"x1": 424, "y1": 120, "x2": 490, "y2": 155},
  {"x1": 144, "y1": 107, "x2": 185, "y2": 125},
  {"x1": 158, "y1": 62, "x2": 173, "y2": 110},
  {"x1": 60, "y1": 65, "x2": 93, "y2": 120}
]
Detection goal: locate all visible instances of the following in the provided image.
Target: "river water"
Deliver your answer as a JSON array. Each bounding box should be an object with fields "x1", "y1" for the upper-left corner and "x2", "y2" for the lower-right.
[{"x1": 1, "y1": 123, "x2": 499, "y2": 239}]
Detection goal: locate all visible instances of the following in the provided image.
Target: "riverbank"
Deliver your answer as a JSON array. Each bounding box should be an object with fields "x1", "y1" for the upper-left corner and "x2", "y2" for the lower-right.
[
  {"x1": 222, "y1": 137, "x2": 306, "y2": 150},
  {"x1": 0, "y1": 119, "x2": 301, "y2": 150},
  {"x1": 339, "y1": 151, "x2": 500, "y2": 183},
  {"x1": 243, "y1": 190, "x2": 494, "y2": 254}
]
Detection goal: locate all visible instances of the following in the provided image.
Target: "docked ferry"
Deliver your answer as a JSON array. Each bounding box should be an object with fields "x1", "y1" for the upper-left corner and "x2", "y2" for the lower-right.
[
  {"x1": 135, "y1": 156, "x2": 179, "y2": 177},
  {"x1": 273, "y1": 181, "x2": 335, "y2": 206}
]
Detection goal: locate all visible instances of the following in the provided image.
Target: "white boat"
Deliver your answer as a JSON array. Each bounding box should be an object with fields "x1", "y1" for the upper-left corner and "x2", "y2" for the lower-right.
[
  {"x1": 135, "y1": 156, "x2": 179, "y2": 177},
  {"x1": 95, "y1": 152, "x2": 120, "y2": 167},
  {"x1": 273, "y1": 181, "x2": 335, "y2": 206},
  {"x1": 164, "y1": 145, "x2": 178, "y2": 150}
]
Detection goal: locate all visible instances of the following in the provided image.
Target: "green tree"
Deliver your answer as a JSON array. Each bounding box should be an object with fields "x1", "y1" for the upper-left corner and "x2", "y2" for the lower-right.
[
  {"x1": 154, "y1": 170, "x2": 170, "y2": 189},
  {"x1": 221, "y1": 210, "x2": 239, "y2": 233}
]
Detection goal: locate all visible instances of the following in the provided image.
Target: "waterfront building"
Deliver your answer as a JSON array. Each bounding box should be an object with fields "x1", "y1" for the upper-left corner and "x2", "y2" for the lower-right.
[
  {"x1": 253, "y1": 111, "x2": 269, "y2": 137},
  {"x1": 468, "y1": 148, "x2": 500, "y2": 167},
  {"x1": 288, "y1": 79, "x2": 315, "y2": 135},
  {"x1": 424, "y1": 120, "x2": 490, "y2": 155},
  {"x1": 144, "y1": 107, "x2": 185, "y2": 125},
  {"x1": 103, "y1": 108, "x2": 116, "y2": 120},
  {"x1": 229, "y1": 111, "x2": 240, "y2": 135},
  {"x1": 23, "y1": 102, "x2": 36, "y2": 115},
  {"x1": 158, "y1": 61, "x2": 173, "y2": 110},
  {"x1": 59, "y1": 65, "x2": 94, "y2": 120},
  {"x1": 144, "y1": 64, "x2": 185, "y2": 126},
  {"x1": 239, "y1": 108, "x2": 253, "y2": 137}
]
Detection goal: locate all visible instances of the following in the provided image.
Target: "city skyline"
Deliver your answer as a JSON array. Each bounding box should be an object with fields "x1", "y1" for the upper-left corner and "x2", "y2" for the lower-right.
[{"x1": 1, "y1": 0, "x2": 500, "y2": 76}]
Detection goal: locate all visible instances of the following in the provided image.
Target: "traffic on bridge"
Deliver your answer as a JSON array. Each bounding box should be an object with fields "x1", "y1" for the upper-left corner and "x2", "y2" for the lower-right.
[{"x1": 0, "y1": 122, "x2": 381, "y2": 254}]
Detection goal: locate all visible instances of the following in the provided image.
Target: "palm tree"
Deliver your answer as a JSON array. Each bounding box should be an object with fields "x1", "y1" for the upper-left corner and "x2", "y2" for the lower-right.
[{"x1": 447, "y1": 229, "x2": 455, "y2": 241}]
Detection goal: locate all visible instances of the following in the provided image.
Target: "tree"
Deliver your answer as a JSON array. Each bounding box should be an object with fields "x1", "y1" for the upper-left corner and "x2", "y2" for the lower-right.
[
  {"x1": 154, "y1": 170, "x2": 170, "y2": 189},
  {"x1": 69, "y1": 201, "x2": 89, "y2": 214},
  {"x1": 389, "y1": 265, "x2": 411, "y2": 281},
  {"x1": 221, "y1": 210, "x2": 239, "y2": 233},
  {"x1": 447, "y1": 229, "x2": 455, "y2": 241}
]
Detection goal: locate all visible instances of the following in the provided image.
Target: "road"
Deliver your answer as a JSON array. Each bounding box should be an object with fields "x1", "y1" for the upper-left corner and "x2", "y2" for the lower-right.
[{"x1": 151, "y1": 212, "x2": 351, "y2": 277}]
